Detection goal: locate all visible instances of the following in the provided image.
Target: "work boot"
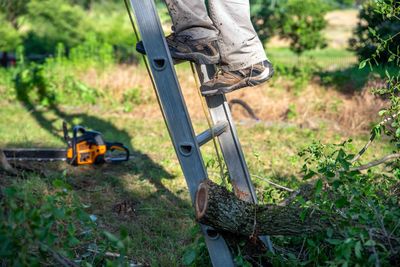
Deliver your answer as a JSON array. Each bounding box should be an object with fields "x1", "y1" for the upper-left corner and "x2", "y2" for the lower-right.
[
  {"x1": 200, "y1": 60, "x2": 274, "y2": 96},
  {"x1": 136, "y1": 34, "x2": 220, "y2": 65}
]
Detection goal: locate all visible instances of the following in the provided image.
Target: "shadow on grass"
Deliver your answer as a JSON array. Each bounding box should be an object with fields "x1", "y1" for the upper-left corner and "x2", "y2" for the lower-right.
[
  {"x1": 8, "y1": 66, "x2": 194, "y2": 256},
  {"x1": 317, "y1": 64, "x2": 397, "y2": 94}
]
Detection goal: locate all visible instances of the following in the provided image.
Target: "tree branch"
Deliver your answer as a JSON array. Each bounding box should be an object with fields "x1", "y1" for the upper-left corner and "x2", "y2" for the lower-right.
[
  {"x1": 351, "y1": 112, "x2": 400, "y2": 163},
  {"x1": 252, "y1": 174, "x2": 295, "y2": 192},
  {"x1": 350, "y1": 153, "x2": 400, "y2": 172}
]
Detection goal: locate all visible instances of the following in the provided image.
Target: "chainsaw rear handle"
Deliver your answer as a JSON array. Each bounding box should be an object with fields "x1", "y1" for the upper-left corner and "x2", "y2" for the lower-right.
[
  {"x1": 70, "y1": 125, "x2": 87, "y2": 164},
  {"x1": 106, "y1": 142, "x2": 130, "y2": 162}
]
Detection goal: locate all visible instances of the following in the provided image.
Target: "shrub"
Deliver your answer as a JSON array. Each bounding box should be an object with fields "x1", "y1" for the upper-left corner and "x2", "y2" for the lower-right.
[
  {"x1": 0, "y1": 14, "x2": 21, "y2": 52},
  {"x1": 280, "y1": 0, "x2": 328, "y2": 55},
  {"x1": 350, "y1": 0, "x2": 400, "y2": 64},
  {"x1": 250, "y1": 0, "x2": 282, "y2": 44},
  {"x1": 0, "y1": 177, "x2": 132, "y2": 266},
  {"x1": 24, "y1": 0, "x2": 90, "y2": 55},
  {"x1": 251, "y1": 0, "x2": 328, "y2": 56}
]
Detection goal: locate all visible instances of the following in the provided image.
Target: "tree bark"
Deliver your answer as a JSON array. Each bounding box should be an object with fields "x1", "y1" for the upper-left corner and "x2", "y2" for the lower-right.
[
  {"x1": 0, "y1": 150, "x2": 17, "y2": 175},
  {"x1": 195, "y1": 180, "x2": 336, "y2": 237}
]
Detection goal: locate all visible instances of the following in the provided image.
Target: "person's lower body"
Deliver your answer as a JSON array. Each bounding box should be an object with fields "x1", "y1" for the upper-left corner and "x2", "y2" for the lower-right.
[{"x1": 164, "y1": 0, "x2": 274, "y2": 95}]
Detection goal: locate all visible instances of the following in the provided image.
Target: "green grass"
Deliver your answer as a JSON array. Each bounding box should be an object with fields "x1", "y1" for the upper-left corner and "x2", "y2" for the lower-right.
[
  {"x1": 267, "y1": 47, "x2": 357, "y2": 69},
  {"x1": 0, "y1": 95, "x2": 393, "y2": 265}
]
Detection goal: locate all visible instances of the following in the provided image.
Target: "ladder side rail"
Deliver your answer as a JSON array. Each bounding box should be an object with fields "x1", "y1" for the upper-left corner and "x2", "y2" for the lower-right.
[{"x1": 128, "y1": 1, "x2": 235, "y2": 266}]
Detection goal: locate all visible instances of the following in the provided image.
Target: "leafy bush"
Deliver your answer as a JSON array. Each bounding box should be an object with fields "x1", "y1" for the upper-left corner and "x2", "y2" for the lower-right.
[
  {"x1": 251, "y1": 0, "x2": 328, "y2": 55},
  {"x1": 250, "y1": 0, "x2": 282, "y2": 44},
  {"x1": 0, "y1": 0, "x2": 28, "y2": 29},
  {"x1": 0, "y1": 177, "x2": 132, "y2": 266},
  {"x1": 350, "y1": 0, "x2": 400, "y2": 64},
  {"x1": 85, "y1": 3, "x2": 138, "y2": 63},
  {"x1": 24, "y1": 0, "x2": 89, "y2": 55},
  {"x1": 13, "y1": 61, "x2": 102, "y2": 108},
  {"x1": 267, "y1": 0, "x2": 400, "y2": 265},
  {"x1": 0, "y1": 14, "x2": 21, "y2": 52},
  {"x1": 280, "y1": 0, "x2": 328, "y2": 55}
]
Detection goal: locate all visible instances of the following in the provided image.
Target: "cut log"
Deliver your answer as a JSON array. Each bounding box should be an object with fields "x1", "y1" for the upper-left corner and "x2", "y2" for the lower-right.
[{"x1": 195, "y1": 179, "x2": 336, "y2": 237}]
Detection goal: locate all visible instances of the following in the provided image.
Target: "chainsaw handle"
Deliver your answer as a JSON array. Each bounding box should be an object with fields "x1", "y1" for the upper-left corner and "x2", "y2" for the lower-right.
[
  {"x1": 73, "y1": 126, "x2": 86, "y2": 137},
  {"x1": 62, "y1": 121, "x2": 70, "y2": 143},
  {"x1": 68, "y1": 125, "x2": 87, "y2": 165},
  {"x1": 106, "y1": 142, "x2": 130, "y2": 162}
]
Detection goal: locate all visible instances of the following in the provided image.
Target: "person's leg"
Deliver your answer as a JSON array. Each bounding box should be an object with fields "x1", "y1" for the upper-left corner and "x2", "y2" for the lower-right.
[
  {"x1": 208, "y1": 0, "x2": 268, "y2": 71},
  {"x1": 199, "y1": 0, "x2": 274, "y2": 95},
  {"x1": 164, "y1": 0, "x2": 217, "y2": 40},
  {"x1": 144, "y1": 0, "x2": 220, "y2": 64}
]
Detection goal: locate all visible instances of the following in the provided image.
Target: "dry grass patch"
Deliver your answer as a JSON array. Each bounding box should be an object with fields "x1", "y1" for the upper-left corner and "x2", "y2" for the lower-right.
[{"x1": 78, "y1": 65, "x2": 386, "y2": 134}]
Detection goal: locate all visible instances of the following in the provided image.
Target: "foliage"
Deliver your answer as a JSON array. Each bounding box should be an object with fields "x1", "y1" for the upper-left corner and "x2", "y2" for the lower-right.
[
  {"x1": 24, "y1": 0, "x2": 89, "y2": 55},
  {"x1": 85, "y1": 5, "x2": 138, "y2": 63},
  {"x1": 14, "y1": 63, "x2": 101, "y2": 107},
  {"x1": 250, "y1": 0, "x2": 282, "y2": 44},
  {"x1": 0, "y1": 0, "x2": 137, "y2": 61},
  {"x1": 251, "y1": 0, "x2": 328, "y2": 55},
  {"x1": 267, "y1": 0, "x2": 400, "y2": 265},
  {"x1": 0, "y1": 0, "x2": 28, "y2": 29},
  {"x1": 12, "y1": 42, "x2": 113, "y2": 108},
  {"x1": 273, "y1": 62, "x2": 320, "y2": 92},
  {"x1": 350, "y1": 0, "x2": 400, "y2": 64},
  {"x1": 0, "y1": 177, "x2": 132, "y2": 266},
  {"x1": 280, "y1": 0, "x2": 328, "y2": 55},
  {"x1": 0, "y1": 14, "x2": 21, "y2": 52}
]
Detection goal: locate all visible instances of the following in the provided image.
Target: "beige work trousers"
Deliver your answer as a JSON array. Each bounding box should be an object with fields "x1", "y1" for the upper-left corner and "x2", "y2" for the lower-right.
[{"x1": 164, "y1": 0, "x2": 267, "y2": 71}]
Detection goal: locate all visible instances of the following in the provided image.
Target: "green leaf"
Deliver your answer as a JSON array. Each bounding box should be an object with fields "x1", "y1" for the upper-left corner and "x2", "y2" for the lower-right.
[
  {"x1": 396, "y1": 128, "x2": 400, "y2": 138},
  {"x1": 52, "y1": 179, "x2": 65, "y2": 189},
  {"x1": 326, "y1": 239, "x2": 342, "y2": 245},
  {"x1": 103, "y1": 231, "x2": 119, "y2": 243},
  {"x1": 303, "y1": 170, "x2": 316, "y2": 180},
  {"x1": 315, "y1": 179, "x2": 323, "y2": 195},
  {"x1": 335, "y1": 197, "x2": 348, "y2": 208},
  {"x1": 307, "y1": 239, "x2": 316, "y2": 247},
  {"x1": 365, "y1": 239, "x2": 376, "y2": 246},
  {"x1": 355, "y1": 241, "x2": 362, "y2": 258},
  {"x1": 359, "y1": 59, "x2": 368, "y2": 69},
  {"x1": 68, "y1": 237, "x2": 80, "y2": 246},
  {"x1": 378, "y1": 109, "x2": 387, "y2": 116},
  {"x1": 182, "y1": 249, "x2": 196, "y2": 266},
  {"x1": 326, "y1": 228, "x2": 333, "y2": 238},
  {"x1": 368, "y1": 27, "x2": 376, "y2": 36}
]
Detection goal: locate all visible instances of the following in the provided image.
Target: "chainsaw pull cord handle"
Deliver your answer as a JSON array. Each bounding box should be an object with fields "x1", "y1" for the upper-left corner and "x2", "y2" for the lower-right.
[
  {"x1": 106, "y1": 142, "x2": 130, "y2": 162},
  {"x1": 71, "y1": 126, "x2": 86, "y2": 164}
]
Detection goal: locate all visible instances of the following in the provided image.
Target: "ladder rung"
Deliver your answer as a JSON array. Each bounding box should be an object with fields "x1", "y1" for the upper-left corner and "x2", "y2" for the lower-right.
[{"x1": 196, "y1": 121, "x2": 228, "y2": 147}]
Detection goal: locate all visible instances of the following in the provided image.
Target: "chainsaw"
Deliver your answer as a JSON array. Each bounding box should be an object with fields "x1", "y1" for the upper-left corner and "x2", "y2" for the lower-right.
[{"x1": 3, "y1": 122, "x2": 130, "y2": 166}]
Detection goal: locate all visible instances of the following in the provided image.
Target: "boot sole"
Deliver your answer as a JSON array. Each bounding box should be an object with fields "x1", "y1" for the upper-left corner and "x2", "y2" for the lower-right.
[
  {"x1": 172, "y1": 51, "x2": 220, "y2": 65},
  {"x1": 201, "y1": 66, "x2": 274, "y2": 96},
  {"x1": 136, "y1": 41, "x2": 220, "y2": 65}
]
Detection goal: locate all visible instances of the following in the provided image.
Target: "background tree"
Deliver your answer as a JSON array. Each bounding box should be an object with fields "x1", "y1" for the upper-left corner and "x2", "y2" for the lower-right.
[
  {"x1": 250, "y1": 0, "x2": 282, "y2": 44},
  {"x1": 350, "y1": 0, "x2": 400, "y2": 64},
  {"x1": 0, "y1": 15, "x2": 21, "y2": 52},
  {"x1": 23, "y1": 0, "x2": 89, "y2": 55},
  {"x1": 0, "y1": 14, "x2": 21, "y2": 67},
  {"x1": 250, "y1": 0, "x2": 328, "y2": 56},
  {"x1": 0, "y1": 0, "x2": 28, "y2": 29},
  {"x1": 280, "y1": 0, "x2": 328, "y2": 55}
]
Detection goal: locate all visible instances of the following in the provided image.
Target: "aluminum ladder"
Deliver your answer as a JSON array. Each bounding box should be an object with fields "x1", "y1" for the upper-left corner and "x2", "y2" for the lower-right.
[{"x1": 127, "y1": 1, "x2": 273, "y2": 265}]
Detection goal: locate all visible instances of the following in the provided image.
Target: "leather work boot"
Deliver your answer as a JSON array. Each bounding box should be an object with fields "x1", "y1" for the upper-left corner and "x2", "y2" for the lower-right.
[
  {"x1": 200, "y1": 60, "x2": 274, "y2": 96},
  {"x1": 136, "y1": 34, "x2": 220, "y2": 65}
]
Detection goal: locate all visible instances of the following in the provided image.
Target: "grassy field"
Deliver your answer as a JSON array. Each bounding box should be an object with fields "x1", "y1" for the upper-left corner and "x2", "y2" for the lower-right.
[
  {"x1": 0, "y1": 60, "x2": 393, "y2": 265},
  {"x1": 1, "y1": 8, "x2": 397, "y2": 266}
]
